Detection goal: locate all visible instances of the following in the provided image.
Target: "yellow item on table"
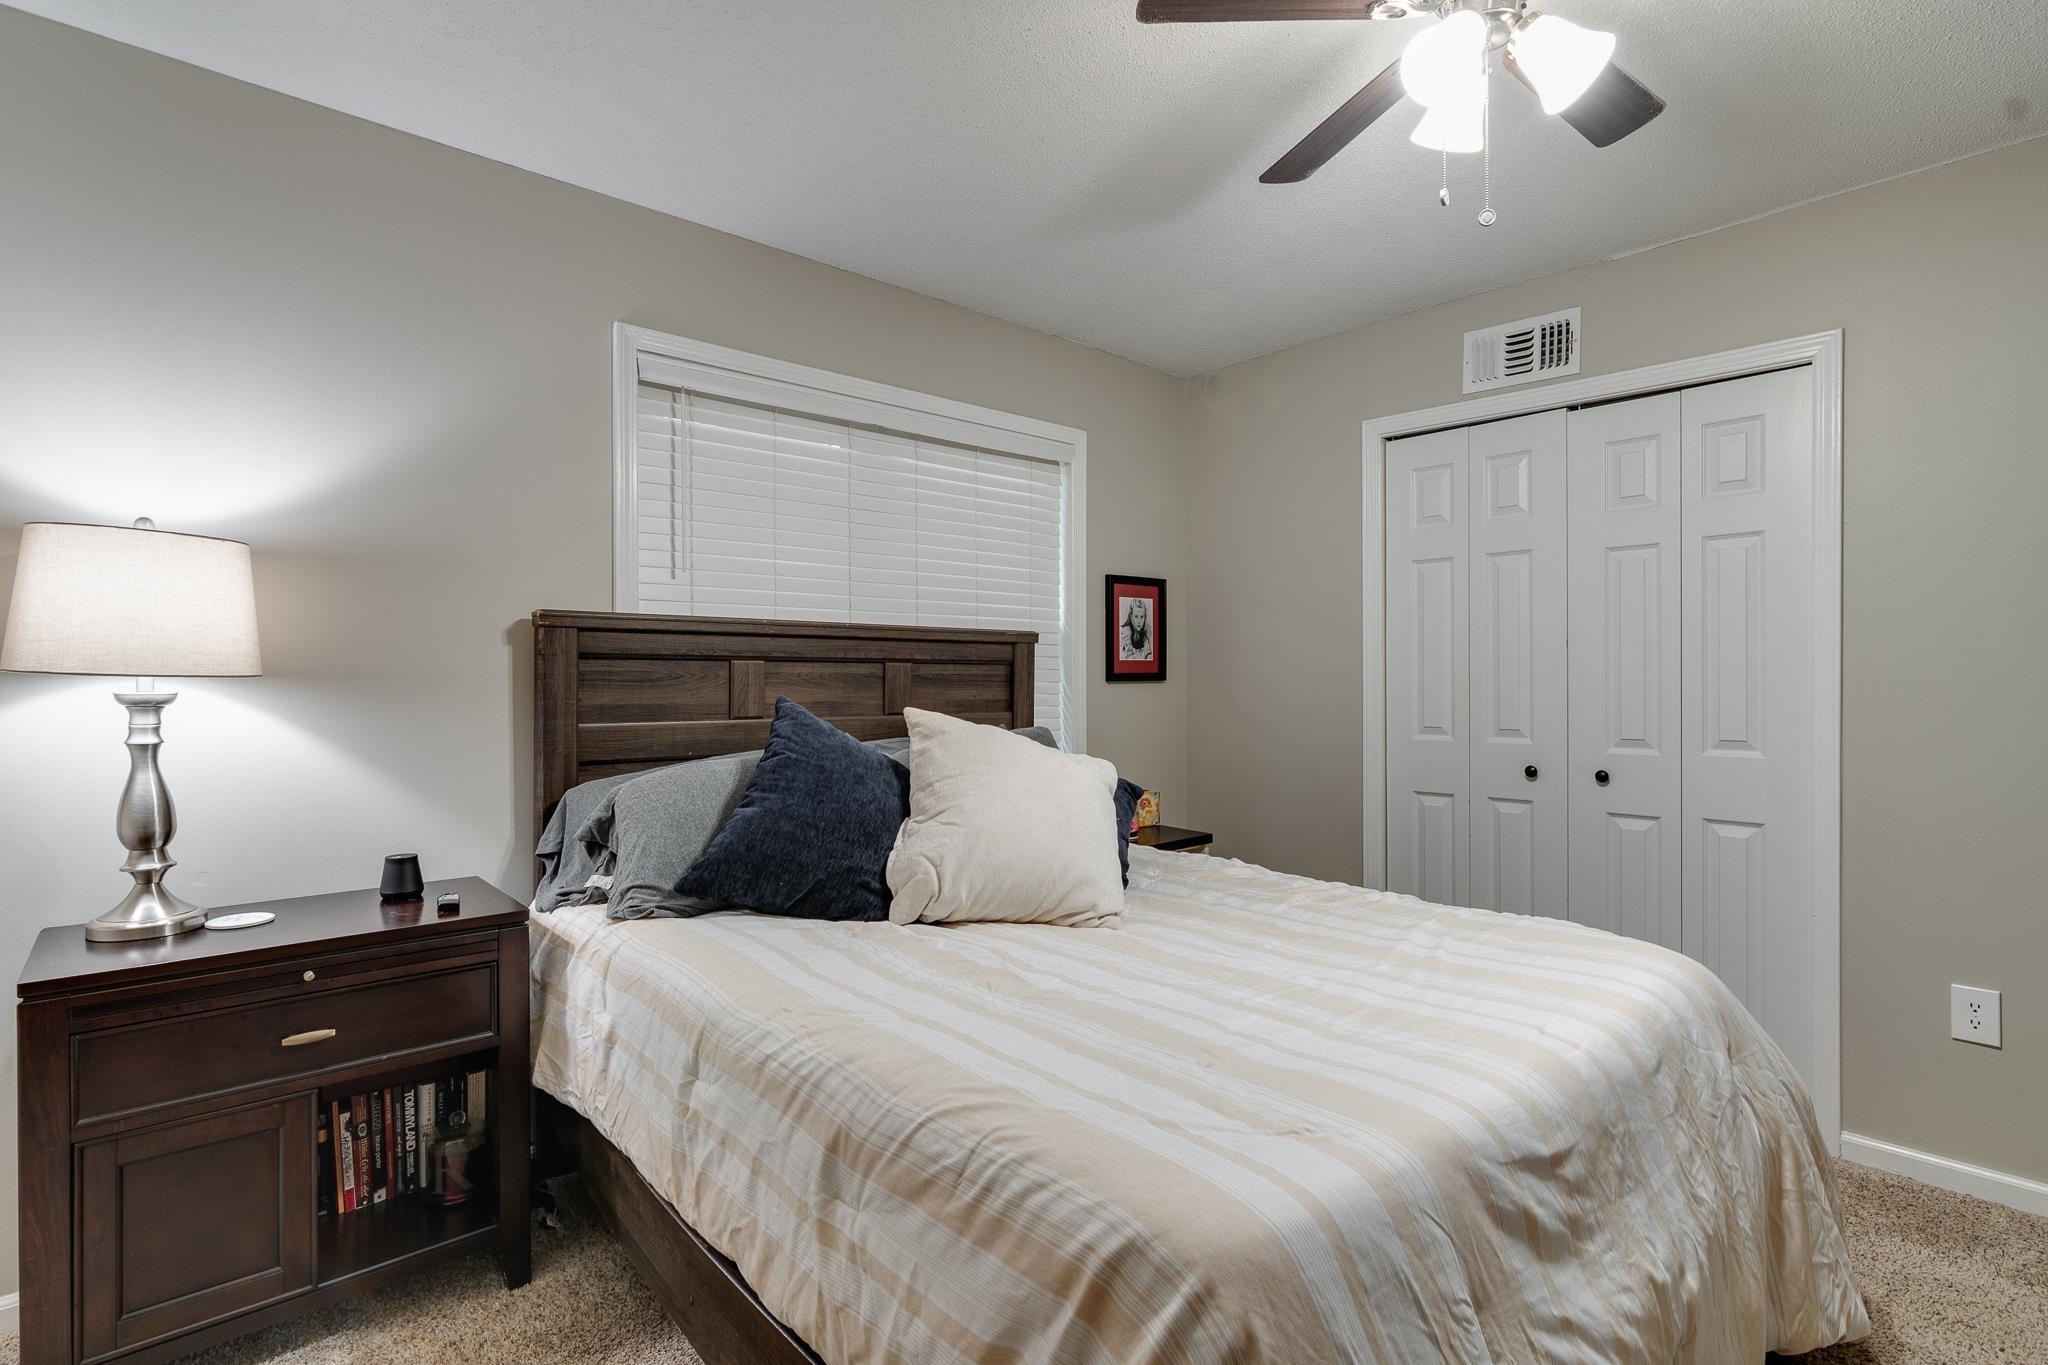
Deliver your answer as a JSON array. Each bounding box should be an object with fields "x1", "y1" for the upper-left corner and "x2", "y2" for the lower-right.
[{"x1": 1134, "y1": 789, "x2": 1161, "y2": 829}]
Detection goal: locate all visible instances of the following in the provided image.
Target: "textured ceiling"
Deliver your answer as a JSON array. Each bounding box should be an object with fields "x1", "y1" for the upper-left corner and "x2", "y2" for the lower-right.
[{"x1": 12, "y1": 0, "x2": 2046, "y2": 374}]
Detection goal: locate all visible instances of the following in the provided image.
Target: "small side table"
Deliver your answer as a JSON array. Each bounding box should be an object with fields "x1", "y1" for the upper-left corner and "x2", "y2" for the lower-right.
[
  {"x1": 17, "y1": 877, "x2": 530, "y2": 1365},
  {"x1": 1134, "y1": 824, "x2": 1214, "y2": 855}
]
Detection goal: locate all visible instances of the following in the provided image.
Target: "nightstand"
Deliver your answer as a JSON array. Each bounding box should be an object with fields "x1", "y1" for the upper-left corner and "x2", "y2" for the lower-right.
[
  {"x1": 16, "y1": 878, "x2": 530, "y2": 1365},
  {"x1": 1133, "y1": 824, "x2": 1214, "y2": 854}
]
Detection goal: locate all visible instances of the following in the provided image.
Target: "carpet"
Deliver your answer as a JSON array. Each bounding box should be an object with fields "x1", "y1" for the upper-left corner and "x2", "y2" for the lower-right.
[
  {"x1": 1772, "y1": 1163, "x2": 2048, "y2": 1364},
  {"x1": 3, "y1": 1162, "x2": 2036, "y2": 1364}
]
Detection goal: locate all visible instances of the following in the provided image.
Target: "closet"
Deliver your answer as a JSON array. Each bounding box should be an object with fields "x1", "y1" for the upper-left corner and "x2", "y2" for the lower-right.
[{"x1": 1384, "y1": 366, "x2": 1816, "y2": 1084}]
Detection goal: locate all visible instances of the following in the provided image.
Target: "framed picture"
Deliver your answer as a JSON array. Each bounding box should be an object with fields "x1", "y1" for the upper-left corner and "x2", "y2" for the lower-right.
[{"x1": 1105, "y1": 574, "x2": 1166, "y2": 682}]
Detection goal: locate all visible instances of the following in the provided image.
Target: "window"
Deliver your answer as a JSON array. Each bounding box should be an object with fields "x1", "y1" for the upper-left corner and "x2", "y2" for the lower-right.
[{"x1": 614, "y1": 325, "x2": 1086, "y2": 748}]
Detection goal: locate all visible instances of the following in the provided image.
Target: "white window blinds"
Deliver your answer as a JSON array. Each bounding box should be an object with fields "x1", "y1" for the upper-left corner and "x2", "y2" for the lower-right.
[{"x1": 633, "y1": 383, "x2": 1071, "y2": 743}]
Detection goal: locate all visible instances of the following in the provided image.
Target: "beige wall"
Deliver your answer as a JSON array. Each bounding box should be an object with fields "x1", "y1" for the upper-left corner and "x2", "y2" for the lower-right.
[
  {"x1": 0, "y1": 9, "x2": 1189, "y2": 1297},
  {"x1": 1186, "y1": 134, "x2": 2048, "y2": 1183}
]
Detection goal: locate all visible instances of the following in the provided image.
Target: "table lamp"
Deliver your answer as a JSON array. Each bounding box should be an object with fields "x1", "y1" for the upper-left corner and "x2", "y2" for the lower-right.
[{"x1": 2, "y1": 519, "x2": 262, "y2": 941}]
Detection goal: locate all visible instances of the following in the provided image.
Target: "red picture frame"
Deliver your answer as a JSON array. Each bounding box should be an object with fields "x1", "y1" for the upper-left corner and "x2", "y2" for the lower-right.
[{"x1": 1105, "y1": 575, "x2": 1166, "y2": 682}]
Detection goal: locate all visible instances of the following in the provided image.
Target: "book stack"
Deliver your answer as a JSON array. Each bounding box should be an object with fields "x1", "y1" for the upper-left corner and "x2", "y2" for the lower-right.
[{"x1": 317, "y1": 1069, "x2": 488, "y2": 1215}]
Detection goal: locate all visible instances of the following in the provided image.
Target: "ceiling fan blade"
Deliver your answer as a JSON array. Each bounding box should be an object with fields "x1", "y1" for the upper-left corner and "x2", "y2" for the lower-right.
[
  {"x1": 1506, "y1": 56, "x2": 1665, "y2": 147},
  {"x1": 1137, "y1": 1, "x2": 1382, "y2": 21},
  {"x1": 1260, "y1": 61, "x2": 1404, "y2": 182}
]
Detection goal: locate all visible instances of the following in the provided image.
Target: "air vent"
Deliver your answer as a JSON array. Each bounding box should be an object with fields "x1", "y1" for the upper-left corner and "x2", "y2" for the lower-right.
[{"x1": 1463, "y1": 308, "x2": 1581, "y2": 393}]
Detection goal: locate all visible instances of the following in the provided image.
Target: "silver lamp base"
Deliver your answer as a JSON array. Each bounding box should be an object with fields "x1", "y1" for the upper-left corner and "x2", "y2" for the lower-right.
[
  {"x1": 84, "y1": 690, "x2": 210, "y2": 943},
  {"x1": 85, "y1": 883, "x2": 209, "y2": 942}
]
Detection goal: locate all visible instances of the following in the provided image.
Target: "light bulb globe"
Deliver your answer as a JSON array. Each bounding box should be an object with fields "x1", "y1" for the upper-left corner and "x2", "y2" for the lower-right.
[
  {"x1": 1400, "y1": 10, "x2": 1488, "y2": 111},
  {"x1": 1511, "y1": 14, "x2": 1615, "y2": 115},
  {"x1": 1409, "y1": 104, "x2": 1484, "y2": 155}
]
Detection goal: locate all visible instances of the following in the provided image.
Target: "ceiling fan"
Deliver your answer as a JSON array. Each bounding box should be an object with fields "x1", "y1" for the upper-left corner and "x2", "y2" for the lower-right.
[{"x1": 1137, "y1": 0, "x2": 1664, "y2": 215}]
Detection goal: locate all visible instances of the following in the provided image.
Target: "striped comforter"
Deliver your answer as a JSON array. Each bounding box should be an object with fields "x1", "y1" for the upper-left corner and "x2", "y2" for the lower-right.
[{"x1": 531, "y1": 847, "x2": 1868, "y2": 1364}]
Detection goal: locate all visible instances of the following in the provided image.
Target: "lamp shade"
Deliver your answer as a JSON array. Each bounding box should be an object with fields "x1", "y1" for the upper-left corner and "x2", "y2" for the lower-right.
[
  {"x1": 1, "y1": 521, "x2": 261, "y2": 677},
  {"x1": 1410, "y1": 104, "x2": 1484, "y2": 155},
  {"x1": 1399, "y1": 10, "x2": 1488, "y2": 113},
  {"x1": 1510, "y1": 15, "x2": 1615, "y2": 115}
]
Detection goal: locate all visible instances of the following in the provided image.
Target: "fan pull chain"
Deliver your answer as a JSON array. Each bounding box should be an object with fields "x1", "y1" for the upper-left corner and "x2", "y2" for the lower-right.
[
  {"x1": 1478, "y1": 57, "x2": 1496, "y2": 227},
  {"x1": 1440, "y1": 144, "x2": 1450, "y2": 207}
]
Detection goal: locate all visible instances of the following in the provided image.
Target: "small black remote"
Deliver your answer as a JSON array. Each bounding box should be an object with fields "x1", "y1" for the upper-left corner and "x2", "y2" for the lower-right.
[{"x1": 435, "y1": 892, "x2": 461, "y2": 916}]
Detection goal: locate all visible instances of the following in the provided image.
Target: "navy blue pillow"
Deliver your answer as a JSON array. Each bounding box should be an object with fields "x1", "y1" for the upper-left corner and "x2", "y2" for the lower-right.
[
  {"x1": 1114, "y1": 777, "x2": 1144, "y2": 886},
  {"x1": 675, "y1": 697, "x2": 909, "y2": 921}
]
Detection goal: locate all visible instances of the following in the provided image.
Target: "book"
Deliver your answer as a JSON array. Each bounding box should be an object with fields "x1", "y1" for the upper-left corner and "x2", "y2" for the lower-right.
[
  {"x1": 381, "y1": 1087, "x2": 398, "y2": 1200},
  {"x1": 399, "y1": 1084, "x2": 421, "y2": 1193},
  {"x1": 367, "y1": 1090, "x2": 388, "y2": 1204},
  {"x1": 315, "y1": 1105, "x2": 334, "y2": 1217},
  {"x1": 350, "y1": 1094, "x2": 372, "y2": 1211},
  {"x1": 417, "y1": 1081, "x2": 437, "y2": 1148},
  {"x1": 334, "y1": 1099, "x2": 357, "y2": 1214},
  {"x1": 466, "y1": 1069, "x2": 488, "y2": 1134},
  {"x1": 438, "y1": 1074, "x2": 465, "y2": 1135}
]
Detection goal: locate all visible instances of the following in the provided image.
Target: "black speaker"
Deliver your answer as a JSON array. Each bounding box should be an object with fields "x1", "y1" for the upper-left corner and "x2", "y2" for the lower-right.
[{"x1": 379, "y1": 852, "x2": 425, "y2": 902}]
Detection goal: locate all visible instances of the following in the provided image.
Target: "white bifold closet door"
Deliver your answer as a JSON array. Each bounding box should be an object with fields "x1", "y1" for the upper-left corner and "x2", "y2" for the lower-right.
[
  {"x1": 1386, "y1": 412, "x2": 1568, "y2": 915},
  {"x1": 1384, "y1": 367, "x2": 1816, "y2": 1088},
  {"x1": 1566, "y1": 392, "x2": 1684, "y2": 947},
  {"x1": 1679, "y1": 368, "x2": 1815, "y2": 1072},
  {"x1": 1469, "y1": 414, "x2": 1568, "y2": 916},
  {"x1": 1385, "y1": 427, "x2": 1472, "y2": 908}
]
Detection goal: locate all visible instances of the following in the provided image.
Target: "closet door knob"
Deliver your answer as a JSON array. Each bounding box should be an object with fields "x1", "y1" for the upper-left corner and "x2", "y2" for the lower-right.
[
  {"x1": 1594, "y1": 769, "x2": 1610, "y2": 787},
  {"x1": 1524, "y1": 765, "x2": 1539, "y2": 781}
]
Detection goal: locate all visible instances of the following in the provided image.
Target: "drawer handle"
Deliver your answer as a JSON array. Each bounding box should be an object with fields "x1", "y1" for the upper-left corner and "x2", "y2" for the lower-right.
[{"x1": 280, "y1": 1028, "x2": 337, "y2": 1048}]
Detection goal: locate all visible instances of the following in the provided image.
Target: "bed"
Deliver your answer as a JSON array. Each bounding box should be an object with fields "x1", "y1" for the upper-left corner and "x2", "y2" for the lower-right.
[{"x1": 527, "y1": 609, "x2": 1869, "y2": 1364}]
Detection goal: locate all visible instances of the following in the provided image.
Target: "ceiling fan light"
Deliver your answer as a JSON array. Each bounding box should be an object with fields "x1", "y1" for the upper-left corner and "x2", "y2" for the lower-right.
[
  {"x1": 1410, "y1": 104, "x2": 1483, "y2": 155},
  {"x1": 1399, "y1": 10, "x2": 1488, "y2": 111},
  {"x1": 1511, "y1": 14, "x2": 1616, "y2": 115}
]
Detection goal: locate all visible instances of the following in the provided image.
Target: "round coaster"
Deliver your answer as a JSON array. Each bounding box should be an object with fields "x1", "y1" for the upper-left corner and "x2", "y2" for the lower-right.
[{"x1": 204, "y1": 911, "x2": 276, "y2": 930}]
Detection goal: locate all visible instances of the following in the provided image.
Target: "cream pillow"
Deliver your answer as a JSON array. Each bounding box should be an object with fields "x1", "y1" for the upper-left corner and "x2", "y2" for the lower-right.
[{"x1": 886, "y1": 707, "x2": 1125, "y2": 928}]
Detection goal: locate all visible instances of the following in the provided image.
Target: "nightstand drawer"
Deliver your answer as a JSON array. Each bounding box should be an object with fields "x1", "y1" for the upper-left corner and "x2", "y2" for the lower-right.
[{"x1": 74, "y1": 964, "x2": 497, "y2": 1124}]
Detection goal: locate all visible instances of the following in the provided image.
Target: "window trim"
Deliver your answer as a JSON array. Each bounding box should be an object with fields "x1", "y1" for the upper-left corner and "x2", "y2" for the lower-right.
[{"x1": 611, "y1": 322, "x2": 1089, "y2": 751}]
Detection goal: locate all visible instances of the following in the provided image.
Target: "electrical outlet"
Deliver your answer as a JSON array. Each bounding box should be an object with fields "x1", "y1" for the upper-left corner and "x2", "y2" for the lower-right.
[{"x1": 1950, "y1": 984, "x2": 2002, "y2": 1048}]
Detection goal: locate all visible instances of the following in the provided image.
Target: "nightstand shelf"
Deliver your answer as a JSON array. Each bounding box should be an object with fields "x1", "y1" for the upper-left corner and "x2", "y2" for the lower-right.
[
  {"x1": 317, "y1": 1194, "x2": 499, "y2": 1288},
  {"x1": 312, "y1": 1044, "x2": 506, "y2": 1288},
  {"x1": 1133, "y1": 824, "x2": 1214, "y2": 854},
  {"x1": 17, "y1": 877, "x2": 531, "y2": 1365}
]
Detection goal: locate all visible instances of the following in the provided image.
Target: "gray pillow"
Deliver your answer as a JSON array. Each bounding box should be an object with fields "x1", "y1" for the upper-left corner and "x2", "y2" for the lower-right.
[
  {"x1": 868, "y1": 735, "x2": 912, "y2": 765},
  {"x1": 576, "y1": 751, "x2": 764, "y2": 920},
  {"x1": 534, "y1": 769, "x2": 641, "y2": 911}
]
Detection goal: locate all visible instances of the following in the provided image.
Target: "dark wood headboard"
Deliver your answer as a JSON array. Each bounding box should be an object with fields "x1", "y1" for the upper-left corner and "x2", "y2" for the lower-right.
[{"x1": 532, "y1": 610, "x2": 1038, "y2": 833}]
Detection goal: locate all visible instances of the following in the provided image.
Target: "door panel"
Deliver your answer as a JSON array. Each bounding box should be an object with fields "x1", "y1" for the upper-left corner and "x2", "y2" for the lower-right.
[
  {"x1": 1600, "y1": 543, "x2": 1666, "y2": 753},
  {"x1": 79, "y1": 1097, "x2": 315, "y2": 1359},
  {"x1": 1479, "y1": 796, "x2": 1538, "y2": 914},
  {"x1": 1411, "y1": 789, "x2": 1461, "y2": 904},
  {"x1": 1467, "y1": 411, "x2": 1568, "y2": 916},
  {"x1": 1385, "y1": 427, "x2": 1470, "y2": 904},
  {"x1": 1604, "y1": 812, "x2": 1668, "y2": 942},
  {"x1": 1682, "y1": 367, "x2": 1815, "y2": 1087},
  {"x1": 1568, "y1": 394, "x2": 1682, "y2": 946}
]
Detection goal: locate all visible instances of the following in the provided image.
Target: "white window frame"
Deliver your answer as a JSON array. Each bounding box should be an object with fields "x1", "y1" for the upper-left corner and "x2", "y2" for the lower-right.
[{"x1": 612, "y1": 322, "x2": 1089, "y2": 751}]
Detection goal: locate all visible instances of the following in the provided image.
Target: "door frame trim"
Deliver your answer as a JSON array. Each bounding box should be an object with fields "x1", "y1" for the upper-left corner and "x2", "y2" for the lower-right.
[{"x1": 1360, "y1": 329, "x2": 1844, "y2": 1150}]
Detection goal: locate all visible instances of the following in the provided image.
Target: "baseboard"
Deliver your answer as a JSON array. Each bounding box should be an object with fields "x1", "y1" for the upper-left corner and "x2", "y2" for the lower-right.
[
  {"x1": 1841, "y1": 1132, "x2": 2048, "y2": 1217},
  {"x1": 0, "y1": 1291, "x2": 18, "y2": 1338}
]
